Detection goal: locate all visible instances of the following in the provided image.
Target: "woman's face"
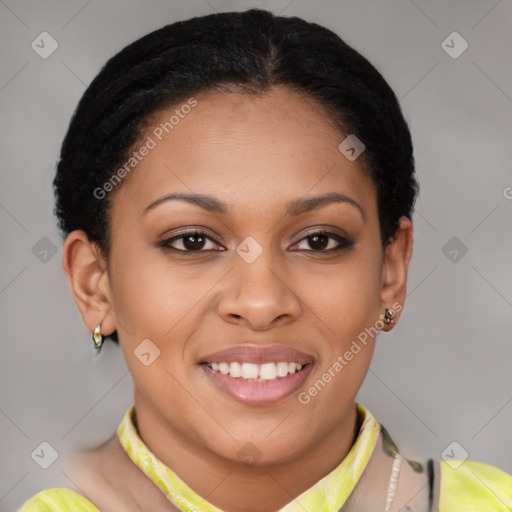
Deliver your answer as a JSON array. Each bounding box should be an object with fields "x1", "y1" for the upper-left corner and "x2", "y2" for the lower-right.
[{"x1": 71, "y1": 86, "x2": 411, "y2": 466}]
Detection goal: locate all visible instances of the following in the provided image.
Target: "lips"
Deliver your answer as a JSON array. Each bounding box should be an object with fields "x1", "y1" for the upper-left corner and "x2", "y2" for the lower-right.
[
  {"x1": 199, "y1": 344, "x2": 314, "y2": 406},
  {"x1": 199, "y1": 344, "x2": 314, "y2": 366}
]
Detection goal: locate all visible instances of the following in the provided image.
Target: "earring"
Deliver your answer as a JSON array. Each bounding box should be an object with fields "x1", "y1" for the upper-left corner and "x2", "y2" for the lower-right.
[
  {"x1": 92, "y1": 324, "x2": 104, "y2": 349},
  {"x1": 384, "y1": 308, "x2": 396, "y2": 324}
]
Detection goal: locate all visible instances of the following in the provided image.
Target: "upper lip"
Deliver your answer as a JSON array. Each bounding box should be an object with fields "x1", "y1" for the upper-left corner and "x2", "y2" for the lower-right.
[{"x1": 200, "y1": 344, "x2": 314, "y2": 365}]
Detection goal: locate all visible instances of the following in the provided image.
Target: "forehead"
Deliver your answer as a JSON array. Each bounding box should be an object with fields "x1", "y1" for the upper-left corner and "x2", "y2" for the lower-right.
[{"x1": 111, "y1": 86, "x2": 377, "y2": 220}]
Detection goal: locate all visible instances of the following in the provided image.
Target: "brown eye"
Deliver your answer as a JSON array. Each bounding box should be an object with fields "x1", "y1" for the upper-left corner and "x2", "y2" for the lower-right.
[
  {"x1": 159, "y1": 230, "x2": 224, "y2": 252},
  {"x1": 291, "y1": 231, "x2": 354, "y2": 252}
]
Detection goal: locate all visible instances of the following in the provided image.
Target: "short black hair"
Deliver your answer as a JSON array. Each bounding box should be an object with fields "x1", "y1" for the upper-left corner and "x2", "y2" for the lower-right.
[{"x1": 53, "y1": 8, "x2": 418, "y2": 343}]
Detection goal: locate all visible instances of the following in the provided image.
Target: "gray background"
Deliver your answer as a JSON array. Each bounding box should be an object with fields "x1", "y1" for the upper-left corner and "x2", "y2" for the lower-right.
[{"x1": 1, "y1": 0, "x2": 511, "y2": 510}]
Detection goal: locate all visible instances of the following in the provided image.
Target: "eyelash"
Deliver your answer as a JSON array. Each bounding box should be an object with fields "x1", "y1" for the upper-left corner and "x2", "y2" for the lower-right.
[{"x1": 158, "y1": 229, "x2": 354, "y2": 254}]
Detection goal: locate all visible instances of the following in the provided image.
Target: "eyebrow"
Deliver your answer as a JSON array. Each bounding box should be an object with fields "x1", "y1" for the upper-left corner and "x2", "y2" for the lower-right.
[{"x1": 143, "y1": 191, "x2": 365, "y2": 221}]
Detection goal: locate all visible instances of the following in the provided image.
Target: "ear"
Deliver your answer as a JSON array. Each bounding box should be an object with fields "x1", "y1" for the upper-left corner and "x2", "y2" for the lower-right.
[
  {"x1": 379, "y1": 216, "x2": 414, "y2": 331},
  {"x1": 62, "y1": 230, "x2": 117, "y2": 337}
]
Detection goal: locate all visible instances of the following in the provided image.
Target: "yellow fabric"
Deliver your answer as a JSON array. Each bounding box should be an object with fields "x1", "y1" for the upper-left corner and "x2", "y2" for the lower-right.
[
  {"x1": 117, "y1": 403, "x2": 380, "y2": 511},
  {"x1": 18, "y1": 487, "x2": 100, "y2": 512},
  {"x1": 440, "y1": 460, "x2": 512, "y2": 511},
  {"x1": 19, "y1": 403, "x2": 512, "y2": 511}
]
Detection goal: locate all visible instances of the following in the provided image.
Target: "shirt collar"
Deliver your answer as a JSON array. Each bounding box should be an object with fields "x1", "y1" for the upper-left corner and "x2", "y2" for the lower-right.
[{"x1": 117, "y1": 403, "x2": 380, "y2": 511}]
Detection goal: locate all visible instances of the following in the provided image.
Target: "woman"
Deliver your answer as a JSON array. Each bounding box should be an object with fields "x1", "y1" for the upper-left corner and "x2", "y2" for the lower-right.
[{"x1": 20, "y1": 8, "x2": 512, "y2": 512}]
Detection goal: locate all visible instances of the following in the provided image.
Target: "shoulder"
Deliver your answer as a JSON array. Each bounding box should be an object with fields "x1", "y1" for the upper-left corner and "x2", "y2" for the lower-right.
[
  {"x1": 440, "y1": 460, "x2": 512, "y2": 511},
  {"x1": 19, "y1": 488, "x2": 101, "y2": 512}
]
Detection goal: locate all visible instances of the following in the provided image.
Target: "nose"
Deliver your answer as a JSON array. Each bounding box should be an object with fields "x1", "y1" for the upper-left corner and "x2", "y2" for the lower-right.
[{"x1": 217, "y1": 247, "x2": 302, "y2": 331}]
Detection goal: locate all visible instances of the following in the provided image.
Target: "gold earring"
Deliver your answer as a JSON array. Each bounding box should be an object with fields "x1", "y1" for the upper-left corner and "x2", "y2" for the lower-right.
[
  {"x1": 92, "y1": 324, "x2": 104, "y2": 349},
  {"x1": 384, "y1": 308, "x2": 396, "y2": 324}
]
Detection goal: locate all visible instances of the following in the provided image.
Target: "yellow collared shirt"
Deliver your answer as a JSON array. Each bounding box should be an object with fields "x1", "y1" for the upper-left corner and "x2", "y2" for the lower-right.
[{"x1": 19, "y1": 404, "x2": 512, "y2": 511}]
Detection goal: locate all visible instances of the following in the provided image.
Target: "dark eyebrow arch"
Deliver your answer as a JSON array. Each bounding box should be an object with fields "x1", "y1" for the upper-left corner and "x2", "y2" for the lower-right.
[
  {"x1": 143, "y1": 193, "x2": 228, "y2": 215},
  {"x1": 286, "y1": 192, "x2": 365, "y2": 221},
  {"x1": 143, "y1": 191, "x2": 365, "y2": 221}
]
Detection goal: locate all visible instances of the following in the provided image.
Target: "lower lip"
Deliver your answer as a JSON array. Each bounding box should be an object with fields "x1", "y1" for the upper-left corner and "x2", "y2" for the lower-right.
[{"x1": 201, "y1": 364, "x2": 313, "y2": 406}]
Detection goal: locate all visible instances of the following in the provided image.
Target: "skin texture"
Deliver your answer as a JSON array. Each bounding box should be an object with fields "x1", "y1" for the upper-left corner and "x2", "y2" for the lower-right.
[{"x1": 63, "y1": 86, "x2": 413, "y2": 512}]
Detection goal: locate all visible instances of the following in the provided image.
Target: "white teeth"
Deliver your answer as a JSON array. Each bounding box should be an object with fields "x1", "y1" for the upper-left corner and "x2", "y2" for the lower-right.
[
  {"x1": 207, "y1": 361, "x2": 306, "y2": 380},
  {"x1": 276, "y1": 362, "x2": 289, "y2": 377},
  {"x1": 229, "y1": 361, "x2": 242, "y2": 378},
  {"x1": 259, "y1": 362, "x2": 277, "y2": 380},
  {"x1": 241, "y1": 363, "x2": 259, "y2": 379}
]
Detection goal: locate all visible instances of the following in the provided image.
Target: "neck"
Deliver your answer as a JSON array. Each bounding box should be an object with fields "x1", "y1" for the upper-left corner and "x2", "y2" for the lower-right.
[{"x1": 132, "y1": 395, "x2": 361, "y2": 512}]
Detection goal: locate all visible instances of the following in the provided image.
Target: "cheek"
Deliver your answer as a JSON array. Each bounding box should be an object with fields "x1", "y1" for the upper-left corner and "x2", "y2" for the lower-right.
[
  {"x1": 108, "y1": 247, "x2": 209, "y2": 387},
  {"x1": 312, "y1": 250, "x2": 382, "y2": 338},
  {"x1": 297, "y1": 256, "x2": 382, "y2": 418},
  {"x1": 300, "y1": 247, "x2": 382, "y2": 404},
  {"x1": 112, "y1": 268, "x2": 196, "y2": 419},
  {"x1": 109, "y1": 243, "x2": 194, "y2": 338}
]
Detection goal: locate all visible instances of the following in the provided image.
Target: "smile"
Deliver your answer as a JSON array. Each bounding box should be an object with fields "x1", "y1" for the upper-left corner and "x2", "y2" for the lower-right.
[
  {"x1": 206, "y1": 361, "x2": 304, "y2": 380},
  {"x1": 200, "y1": 361, "x2": 313, "y2": 406}
]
